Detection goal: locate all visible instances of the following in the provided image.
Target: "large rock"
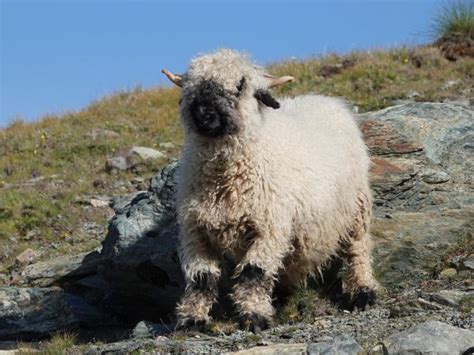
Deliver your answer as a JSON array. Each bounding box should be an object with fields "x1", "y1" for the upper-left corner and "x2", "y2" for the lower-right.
[
  {"x1": 99, "y1": 162, "x2": 183, "y2": 321},
  {"x1": 359, "y1": 102, "x2": 473, "y2": 212},
  {"x1": 0, "y1": 287, "x2": 77, "y2": 340},
  {"x1": 384, "y1": 321, "x2": 474, "y2": 354},
  {"x1": 99, "y1": 103, "x2": 473, "y2": 320},
  {"x1": 359, "y1": 102, "x2": 473, "y2": 288}
]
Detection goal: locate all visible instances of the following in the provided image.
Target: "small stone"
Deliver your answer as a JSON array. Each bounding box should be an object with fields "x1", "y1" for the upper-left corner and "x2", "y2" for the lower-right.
[
  {"x1": 441, "y1": 80, "x2": 460, "y2": 90},
  {"x1": 421, "y1": 169, "x2": 450, "y2": 184},
  {"x1": 132, "y1": 321, "x2": 153, "y2": 339},
  {"x1": 439, "y1": 268, "x2": 457, "y2": 279},
  {"x1": 15, "y1": 249, "x2": 40, "y2": 265},
  {"x1": 406, "y1": 91, "x2": 421, "y2": 99},
  {"x1": 89, "y1": 197, "x2": 111, "y2": 208},
  {"x1": 92, "y1": 179, "x2": 106, "y2": 188},
  {"x1": 24, "y1": 230, "x2": 37, "y2": 241},
  {"x1": 130, "y1": 177, "x2": 146, "y2": 190},
  {"x1": 370, "y1": 343, "x2": 388, "y2": 355},
  {"x1": 159, "y1": 142, "x2": 175, "y2": 150},
  {"x1": 429, "y1": 290, "x2": 474, "y2": 308},
  {"x1": 460, "y1": 254, "x2": 474, "y2": 271},
  {"x1": 89, "y1": 128, "x2": 120, "y2": 140},
  {"x1": 308, "y1": 335, "x2": 363, "y2": 354},
  {"x1": 130, "y1": 146, "x2": 164, "y2": 160},
  {"x1": 234, "y1": 344, "x2": 307, "y2": 354},
  {"x1": 106, "y1": 155, "x2": 134, "y2": 172},
  {"x1": 132, "y1": 320, "x2": 172, "y2": 339}
]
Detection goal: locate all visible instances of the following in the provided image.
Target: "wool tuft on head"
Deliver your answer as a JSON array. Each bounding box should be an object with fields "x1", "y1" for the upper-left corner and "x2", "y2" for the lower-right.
[{"x1": 162, "y1": 49, "x2": 294, "y2": 138}]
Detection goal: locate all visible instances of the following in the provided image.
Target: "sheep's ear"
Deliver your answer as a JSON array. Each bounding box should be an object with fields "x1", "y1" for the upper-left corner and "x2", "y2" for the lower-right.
[
  {"x1": 264, "y1": 74, "x2": 295, "y2": 88},
  {"x1": 161, "y1": 69, "x2": 183, "y2": 87},
  {"x1": 254, "y1": 89, "x2": 280, "y2": 109}
]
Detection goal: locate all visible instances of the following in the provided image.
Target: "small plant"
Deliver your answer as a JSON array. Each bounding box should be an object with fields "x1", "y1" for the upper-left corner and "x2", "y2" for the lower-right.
[
  {"x1": 432, "y1": 0, "x2": 473, "y2": 40},
  {"x1": 431, "y1": 1, "x2": 473, "y2": 60},
  {"x1": 17, "y1": 332, "x2": 76, "y2": 355}
]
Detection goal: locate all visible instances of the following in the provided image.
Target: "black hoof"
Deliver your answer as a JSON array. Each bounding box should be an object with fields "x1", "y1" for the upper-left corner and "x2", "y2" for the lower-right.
[
  {"x1": 176, "y1": 318, "x2": 208, "y2": 332},
  {"x1": 351, "y1": 287, "x2": 376, "y2": 311},
  {"x1": 239, "y1": 313, "x2": 270, "y2": 333}
]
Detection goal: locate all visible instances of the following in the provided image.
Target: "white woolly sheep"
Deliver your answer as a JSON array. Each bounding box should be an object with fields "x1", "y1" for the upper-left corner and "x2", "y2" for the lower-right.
[{"x1": 162, "y1": 49, "x2": 378, "y2": 332}]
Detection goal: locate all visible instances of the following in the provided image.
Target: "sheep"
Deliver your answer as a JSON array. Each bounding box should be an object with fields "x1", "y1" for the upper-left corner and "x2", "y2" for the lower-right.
[{"x1": 162, "y1": 49, "x2": 378, "y2": 332}]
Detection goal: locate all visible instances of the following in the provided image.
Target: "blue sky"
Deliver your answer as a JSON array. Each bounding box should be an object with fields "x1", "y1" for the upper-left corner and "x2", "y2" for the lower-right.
[{"x1": 1, "y1": 0, "x2": 442, "y2": 127}]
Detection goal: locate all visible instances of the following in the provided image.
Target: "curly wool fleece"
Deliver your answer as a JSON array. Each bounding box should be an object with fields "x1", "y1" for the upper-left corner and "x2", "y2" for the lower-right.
[{"x1": 164, "y1": 49, "x2": 378, "y2": 330}]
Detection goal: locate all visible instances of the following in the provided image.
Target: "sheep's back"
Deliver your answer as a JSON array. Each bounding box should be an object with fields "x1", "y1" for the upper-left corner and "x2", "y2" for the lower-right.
[{"x1": 262, "y1": 94, "x2": 370, "y2": 224}]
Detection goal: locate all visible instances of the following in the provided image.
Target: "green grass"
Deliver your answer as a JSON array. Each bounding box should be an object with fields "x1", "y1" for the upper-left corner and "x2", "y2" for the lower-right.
[
  {"x1": 16, "y1": 332, "x2": 89, "y2": 355},
  {"x1": 0, "y1": 45, "x2": 472, "y2": 273},
  {"x1": 432, "y1": 0, "x2": 474, "y2": 40},
  {"x1": 269, "y1": 46, "x2": 472, "y2": 112}
]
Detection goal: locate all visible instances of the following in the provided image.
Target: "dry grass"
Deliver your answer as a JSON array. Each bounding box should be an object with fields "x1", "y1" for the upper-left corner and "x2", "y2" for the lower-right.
[
  {"x1": 0, "y1": 45, "x2": 472, "y2": 274},
  {"x1": 269, "y1": 46, "x2": 472, "y2": 112}
]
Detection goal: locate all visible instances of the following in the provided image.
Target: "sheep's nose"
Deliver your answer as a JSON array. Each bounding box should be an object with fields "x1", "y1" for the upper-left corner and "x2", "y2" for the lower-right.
[{"x1": 196, "y1": 105, "x2": 221, "y2": 129}]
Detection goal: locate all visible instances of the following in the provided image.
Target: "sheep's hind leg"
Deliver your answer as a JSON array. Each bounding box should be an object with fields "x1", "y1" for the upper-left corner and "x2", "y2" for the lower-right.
[
  {"x1": 231, "y1": 264, "x2": 274, "y2": 332},
  {"x1": 345, "y1": 231, "x2": 378, "y2": 311},
  {"x1": 345, "y1": 194, "x2": 378, "y2": 311}
]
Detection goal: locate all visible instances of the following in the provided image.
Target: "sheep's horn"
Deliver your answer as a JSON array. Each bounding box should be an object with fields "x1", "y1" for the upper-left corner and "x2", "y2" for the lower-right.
[
  {"x1": 264, "y1": 74, "x2": 295, "y2": 88},
  {"x1": 162, "y1": 69, "x2": 183, "y2": 87}
]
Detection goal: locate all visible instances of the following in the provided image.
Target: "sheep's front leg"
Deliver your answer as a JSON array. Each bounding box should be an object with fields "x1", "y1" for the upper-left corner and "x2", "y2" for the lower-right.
[
  {"x1": 231, "y1": 228, "x2": 290, "y2": 332},
  {"x1": 176, "y1": 231, "x2": 220, "y2": 330},
  {"x1": 231, "y1": 264, "x2": 275, "y2": 332}
]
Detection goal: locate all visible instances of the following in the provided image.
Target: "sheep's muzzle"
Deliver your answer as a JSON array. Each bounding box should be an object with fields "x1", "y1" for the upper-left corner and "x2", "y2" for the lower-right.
[{"x1": 188, "y1": 80, "x2": 240, "y2": 138}]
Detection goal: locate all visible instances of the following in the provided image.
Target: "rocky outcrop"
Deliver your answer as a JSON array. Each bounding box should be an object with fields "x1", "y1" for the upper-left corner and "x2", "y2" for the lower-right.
[{"x1": 359, "y1": 103, "x2": 473, "y2": 288}]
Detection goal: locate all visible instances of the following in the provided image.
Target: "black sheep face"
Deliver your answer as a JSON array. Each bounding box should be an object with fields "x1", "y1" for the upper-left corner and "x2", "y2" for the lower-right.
[
  {"x1": 186, "y1": 79, "x2": 241, "y2": 138},
  {"x1": 181, "y1": 77, "x2": 282, "y2": 138},
  {"x1": 161, "y1": 50, "x2": 294, "y2": 139}
]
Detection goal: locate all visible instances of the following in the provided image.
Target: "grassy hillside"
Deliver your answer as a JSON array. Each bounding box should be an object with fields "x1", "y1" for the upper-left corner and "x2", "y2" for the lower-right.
[{"x1": 0, "y1": 45, "x2": 473, "y2": 275}]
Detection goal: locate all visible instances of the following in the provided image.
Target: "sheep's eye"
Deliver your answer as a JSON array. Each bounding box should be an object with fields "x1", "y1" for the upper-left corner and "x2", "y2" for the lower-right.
[{"x1": 236, "y1": 77, "x2": 246, "y2": 96}]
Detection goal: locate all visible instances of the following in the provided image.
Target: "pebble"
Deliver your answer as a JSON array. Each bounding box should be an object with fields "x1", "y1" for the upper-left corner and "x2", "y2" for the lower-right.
[
  {"x1": 15, "y1": 249, "x2": 40, "y2": 265},
  {"x1": 460, "y1": 255, "x2": 474, "y2": 271},
  {"x1": 130, "y1": 146, "x2": 165, "y2": 160}
]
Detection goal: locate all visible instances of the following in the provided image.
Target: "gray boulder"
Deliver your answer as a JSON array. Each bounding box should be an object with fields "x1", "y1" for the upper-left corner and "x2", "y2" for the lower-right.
[
  {"x1": 99, "y1": 162, "x2": 183, "y2": 321},
  {"x1": 384, "y1": 321, "x2": 474, "y2": 354},
  {"x1": 0, "y1": 287, "x2": 77, "y2": 340}
]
